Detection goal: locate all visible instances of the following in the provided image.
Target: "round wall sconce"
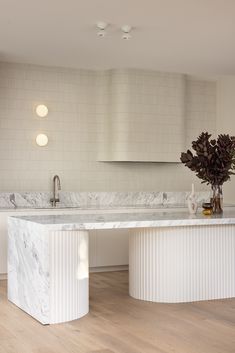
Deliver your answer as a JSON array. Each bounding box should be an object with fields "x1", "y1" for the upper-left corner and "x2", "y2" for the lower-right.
[
  {"x1": 36, "y1": 104, "x2": 48, "y2": 117},
  {"x1": 36, "y1": 134, "x2": 48, "y2": 147}
]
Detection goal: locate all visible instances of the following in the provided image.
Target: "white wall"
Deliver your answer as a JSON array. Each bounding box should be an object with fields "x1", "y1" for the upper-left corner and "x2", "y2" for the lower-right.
[
  {"x1": 0, "y1": 62, "x2": 216, "y2": 193},
  {"x1": 217, "y1": 76, "x2": 235, "y2": 203}
]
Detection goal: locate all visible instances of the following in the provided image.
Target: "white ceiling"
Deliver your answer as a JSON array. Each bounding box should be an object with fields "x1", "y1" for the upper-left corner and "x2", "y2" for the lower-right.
[{"x1": 0, "y1": 0, "x2": 235, "y2": 74}]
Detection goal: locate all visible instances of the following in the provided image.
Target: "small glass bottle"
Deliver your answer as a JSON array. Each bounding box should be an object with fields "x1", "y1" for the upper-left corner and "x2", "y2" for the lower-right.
[{"x1": 202, "y1": 202, "x2": 213, "y2": 215}]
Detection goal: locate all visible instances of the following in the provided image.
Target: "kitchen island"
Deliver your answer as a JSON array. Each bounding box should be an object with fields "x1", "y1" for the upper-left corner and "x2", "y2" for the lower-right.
[{"x1": 8, "y1": 211, "x2": 235, "y2": 324}]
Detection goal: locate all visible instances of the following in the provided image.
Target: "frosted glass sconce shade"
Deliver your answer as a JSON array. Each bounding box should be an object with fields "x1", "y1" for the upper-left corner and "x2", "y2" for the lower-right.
[
  {"x1": 36, "y1": 134, "x2": 48, "y2": 147},
  {"x1": 36, "y1": 104, "x2": 48, "y2": 117}
]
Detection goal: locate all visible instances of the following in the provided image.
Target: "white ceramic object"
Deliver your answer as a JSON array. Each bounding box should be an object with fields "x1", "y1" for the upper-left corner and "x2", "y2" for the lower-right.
[{"x1": 187, "y1": 183, "x2": 198, "y2": 214}]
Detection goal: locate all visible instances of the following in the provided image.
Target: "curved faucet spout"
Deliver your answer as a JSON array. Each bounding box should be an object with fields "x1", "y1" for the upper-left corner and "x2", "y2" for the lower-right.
[{"x1": 50, "y1": 175, "x2": 61, "y2": 207}]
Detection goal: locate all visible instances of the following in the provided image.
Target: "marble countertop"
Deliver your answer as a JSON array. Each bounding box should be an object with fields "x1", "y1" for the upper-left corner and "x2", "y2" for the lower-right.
[
  {"x1": 0, "y1": 191, "x2": 211, "y2": 209},
  {"x1": 9, "y1": 210, "x2": 235, "y2": 231},
  {"x1": 0, "y1": 204, "x2": 196, "y2": 211}
]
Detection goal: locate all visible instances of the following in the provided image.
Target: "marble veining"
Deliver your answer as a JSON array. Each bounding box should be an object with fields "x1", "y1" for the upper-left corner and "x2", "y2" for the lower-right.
[
  {"x1": 8, "y1": 217, "x2": 89, "y2": 324},
  {"x1": 8, "y1": 217, "x2": 50, "y2": 323},
  {"x1": 0, "y1": 191, "x2": 210, "y2": 209},
  {"x1": 10, "y1": 210, "x2": 235, "y2": 231}
]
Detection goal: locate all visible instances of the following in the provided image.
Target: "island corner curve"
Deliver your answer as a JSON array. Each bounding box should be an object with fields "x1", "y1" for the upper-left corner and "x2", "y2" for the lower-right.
[
  {"x1": 8, "y1": 216, "x2": 89, "y2": 324},
  {"x1": 7, "y1": 210, "x2": 235, "y2": 324}
]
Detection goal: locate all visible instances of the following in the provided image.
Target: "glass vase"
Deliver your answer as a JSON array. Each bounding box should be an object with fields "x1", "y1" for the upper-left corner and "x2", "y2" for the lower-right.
[{"x1": 210, "y1": 184, "x2": 223, "y2": 214}]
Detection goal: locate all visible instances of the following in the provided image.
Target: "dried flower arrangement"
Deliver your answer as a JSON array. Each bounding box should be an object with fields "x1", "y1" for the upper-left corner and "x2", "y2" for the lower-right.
[{"x1": 180, "y1": 132, "x2": 235, "y2": 213}]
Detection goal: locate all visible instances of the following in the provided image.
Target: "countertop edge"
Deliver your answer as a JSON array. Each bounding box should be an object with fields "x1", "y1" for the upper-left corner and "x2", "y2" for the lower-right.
[{"x1": 8, "y1": 210, "x2": 235, "y2": 231}]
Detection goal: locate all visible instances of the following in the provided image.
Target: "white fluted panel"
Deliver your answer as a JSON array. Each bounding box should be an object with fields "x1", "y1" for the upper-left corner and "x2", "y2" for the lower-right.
[
  {"x1": 129, "y1": 225, "x2": 235, "y2": 303},
  {"x1": 49, "y1": 230, "x2": 89, "y2": 324}
]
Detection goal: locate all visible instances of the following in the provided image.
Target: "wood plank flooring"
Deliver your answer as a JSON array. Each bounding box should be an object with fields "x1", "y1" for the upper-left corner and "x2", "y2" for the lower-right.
[{"x1": 0, "y1": 271, "x2": 234, "y2": 353}]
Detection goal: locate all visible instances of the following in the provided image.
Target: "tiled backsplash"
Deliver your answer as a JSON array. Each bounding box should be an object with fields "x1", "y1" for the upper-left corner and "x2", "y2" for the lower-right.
[{"x1": 0, "y1": 62, "x2": 216, "y2": 192}]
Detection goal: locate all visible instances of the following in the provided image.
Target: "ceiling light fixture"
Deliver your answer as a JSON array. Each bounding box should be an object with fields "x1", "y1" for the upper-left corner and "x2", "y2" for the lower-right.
[
  {"x1": 121, "y1": 25, "x2": 132, "y2": 40},
  {"x1": 96, "y1": 22, "x2": 108, "y2": 38}
]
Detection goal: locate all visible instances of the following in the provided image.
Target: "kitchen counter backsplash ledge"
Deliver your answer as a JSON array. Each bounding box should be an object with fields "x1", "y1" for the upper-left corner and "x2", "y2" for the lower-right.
[{"x1": 0, "y1": 191, "x2": 210, "y2": 210}]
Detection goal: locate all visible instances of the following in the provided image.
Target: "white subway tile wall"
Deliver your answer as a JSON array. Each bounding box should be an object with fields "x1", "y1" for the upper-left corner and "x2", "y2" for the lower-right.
[
  {"x1": 0, "y1": 62, "x2": 216, "y2": 192},
  {"x1": 186, "y1": 78, "x2": 216, "y2": 147}
]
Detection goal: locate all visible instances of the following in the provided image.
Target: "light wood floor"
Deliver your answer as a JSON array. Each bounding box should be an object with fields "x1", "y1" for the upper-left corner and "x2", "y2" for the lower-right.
[{"x1": 0, "y1": 271, "x2": 234, "y2": 353}]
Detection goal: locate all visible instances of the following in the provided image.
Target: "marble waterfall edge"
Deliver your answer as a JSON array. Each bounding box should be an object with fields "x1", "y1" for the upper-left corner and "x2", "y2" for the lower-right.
[
  {"x1": 8, "y1": 217, "x2": 50, "y2": 324},
  {"x1": 8, "y1": 216, "x2": 89, "y2": 324}
]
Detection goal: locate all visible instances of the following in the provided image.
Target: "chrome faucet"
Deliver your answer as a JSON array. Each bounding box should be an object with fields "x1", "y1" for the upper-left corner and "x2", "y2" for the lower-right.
[{"x1": 50, "y1": 175, "x2": 61, "y2": 207}]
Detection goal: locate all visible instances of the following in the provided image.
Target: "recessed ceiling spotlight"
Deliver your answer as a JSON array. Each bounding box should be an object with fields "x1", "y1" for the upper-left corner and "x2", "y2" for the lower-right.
[
  {"x1": 121, "y1": 25, "x2": 132, "y2": 40},
  {"x1": 96, "y1": 22, "x2": 108, "y2": 38}
]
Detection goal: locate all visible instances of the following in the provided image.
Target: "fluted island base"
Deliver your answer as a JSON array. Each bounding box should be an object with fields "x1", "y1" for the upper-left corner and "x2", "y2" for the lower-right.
[{"x1": 129, "y1": 225, "x2": 235, "y2": 303}]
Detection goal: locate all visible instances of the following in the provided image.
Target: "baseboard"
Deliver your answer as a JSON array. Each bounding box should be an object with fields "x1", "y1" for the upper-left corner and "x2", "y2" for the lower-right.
[
  {"x1": 0, "y1": 273, "x2": 7, "y2": 280},
  {"x1": 89, "y1": 265, "x2": 128, "y2": 273},
  {"x1": 0, "y1": 266, "x2": 128, "y2": 280}
]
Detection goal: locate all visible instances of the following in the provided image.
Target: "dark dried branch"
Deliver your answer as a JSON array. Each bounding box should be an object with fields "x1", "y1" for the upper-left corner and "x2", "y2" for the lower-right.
[{"x1": 180, "y1": 132, "x2": 235, "y2": 186}]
